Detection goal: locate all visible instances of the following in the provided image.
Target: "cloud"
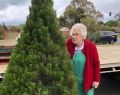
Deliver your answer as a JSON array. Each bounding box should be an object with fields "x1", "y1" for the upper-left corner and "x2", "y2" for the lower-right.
[
  {"x1": 56, "y1": 6, "x2": 66, "y2": 17},
  {"x1": 91, "y1": 0, "x2": 119, "y2": 22},
  {"x1": 0, "y1": 5, "x2": 30, "y2": 25},
  {"x1": 53, "y1": 0, "x2": 71, "y2": 17},
  {"x1": 0, "y1": 0, "x2": 31, "y2": 25},
  {"x1": 0, "y1": 0, "x2": 71, "y2": 25},
  {"x1": 0, "y1": 0, "x2": 30, "y2": 10}
]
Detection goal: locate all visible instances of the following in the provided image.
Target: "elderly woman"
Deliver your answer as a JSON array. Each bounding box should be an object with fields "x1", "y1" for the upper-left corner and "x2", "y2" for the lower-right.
[{"x1": 66, "y1": 23, "x2": 100, "y2": 95}]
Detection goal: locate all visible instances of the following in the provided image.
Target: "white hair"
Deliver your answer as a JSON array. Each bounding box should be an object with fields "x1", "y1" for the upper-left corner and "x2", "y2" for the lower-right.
[{"x1": 70, "y1": 23, "x2": 87, "y2": 39}]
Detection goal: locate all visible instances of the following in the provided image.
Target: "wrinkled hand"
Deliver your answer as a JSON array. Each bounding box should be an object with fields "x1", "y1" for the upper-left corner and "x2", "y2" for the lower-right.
[{"x1": 92, "y1": 82, "x2": 99, "y2": 88}]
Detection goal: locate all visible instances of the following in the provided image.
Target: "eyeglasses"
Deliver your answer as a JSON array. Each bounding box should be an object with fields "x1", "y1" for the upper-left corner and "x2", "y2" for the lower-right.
[{"x1": 72, "y1": 33, "x2": 80, "y2": 37}]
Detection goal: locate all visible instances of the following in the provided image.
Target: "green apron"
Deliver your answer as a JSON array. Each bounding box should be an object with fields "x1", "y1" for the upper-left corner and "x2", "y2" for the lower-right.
[{"x1": 73, "y1": 50, "x2": 94, "y2": 95}]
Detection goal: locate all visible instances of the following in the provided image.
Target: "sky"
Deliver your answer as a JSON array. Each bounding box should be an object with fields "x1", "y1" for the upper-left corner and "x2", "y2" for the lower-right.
[{"x1": 0, "y1": 0, "x2": 119, "y2": 25}]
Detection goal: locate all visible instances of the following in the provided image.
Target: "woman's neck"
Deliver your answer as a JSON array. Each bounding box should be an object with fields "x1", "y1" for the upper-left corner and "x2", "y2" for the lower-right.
[{"x1": 76, "y1": 41, "x2": 83, "y2": 48}]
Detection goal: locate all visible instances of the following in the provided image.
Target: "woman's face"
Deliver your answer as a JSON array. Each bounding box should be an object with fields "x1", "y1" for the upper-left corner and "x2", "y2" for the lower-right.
[{"x1": 71, "y1": 30, "x2": 84, "y2": 45}]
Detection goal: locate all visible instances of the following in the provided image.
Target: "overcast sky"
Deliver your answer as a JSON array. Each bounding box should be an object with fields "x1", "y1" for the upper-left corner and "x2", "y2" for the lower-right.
[{"x1": 0, "y1": 0, "x2": 119, "y2": 25}]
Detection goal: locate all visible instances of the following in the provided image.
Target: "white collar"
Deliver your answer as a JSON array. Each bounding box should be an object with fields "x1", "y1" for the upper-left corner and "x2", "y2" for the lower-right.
[{"x1": 75, "y1": 41, "x2": 84, "y2": 51}]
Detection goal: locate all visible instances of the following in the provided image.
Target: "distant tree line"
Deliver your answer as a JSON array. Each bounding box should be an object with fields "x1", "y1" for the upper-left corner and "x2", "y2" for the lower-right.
[{"x1": 98, "y1": 20, "x2": 120, "y2": 33}]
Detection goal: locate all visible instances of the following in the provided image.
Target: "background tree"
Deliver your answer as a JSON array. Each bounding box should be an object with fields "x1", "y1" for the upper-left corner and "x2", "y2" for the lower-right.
[
  {"x1": 105, "y1": 20, "x2": 119, "y2": 27},
  {"x1": 59, "y1": 16, "x2": 69, "y2": 27},
  {"x1": 98, "y1": 20, "x2": 120, "y2": 32},
  {"x1": 81, "y1": 16, "x2": 100, "y2": 42},
  {"x1": 59, "y1": 7, "x2": 86, "y2": 27},
  {"x1": 59, "y1": 0, "x2": 103, "y2": 29},
  {"x1": 0, "y1": 0, "x2": 77, "y2": 95},
  {"x1": 98, "y1": 21, "x2": 105, "y2": 25},
  {"x1": 64, "y1": 7, "x2": 86, "y2": 27},
  {"x1": 68, "y1": 0, "x2": 103, "y2": 19}
]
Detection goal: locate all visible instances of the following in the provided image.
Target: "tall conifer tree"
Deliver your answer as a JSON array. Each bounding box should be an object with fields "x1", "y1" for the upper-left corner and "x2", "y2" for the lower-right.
[{"x1": 0, "y1": 0, "x2": 77, "y2": 95}]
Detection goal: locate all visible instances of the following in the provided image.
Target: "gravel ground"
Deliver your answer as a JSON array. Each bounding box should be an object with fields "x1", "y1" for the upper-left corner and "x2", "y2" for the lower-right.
[{"x1": 97, "y1": 44, "x2": 120, "y2": 64}]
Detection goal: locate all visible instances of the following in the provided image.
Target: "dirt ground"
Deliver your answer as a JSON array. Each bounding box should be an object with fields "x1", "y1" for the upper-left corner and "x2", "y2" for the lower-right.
[
  {"x1": 97, "y1": 45, "x2": 120, "y2": 64},
  {"x1": 0, "y1": 64, "x2": 8, "y2": 73},
  {"x1": 0, "y1": 39, "x2": 17, "y2": 46},
  {"x1": 0, "y1": 31, "x2": 19, "y2": 46}
]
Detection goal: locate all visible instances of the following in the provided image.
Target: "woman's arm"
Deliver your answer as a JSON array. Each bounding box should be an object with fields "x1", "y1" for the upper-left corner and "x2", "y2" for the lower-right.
[{"x1": 91, "y1": 43, "x2": 100, "y2": 82}]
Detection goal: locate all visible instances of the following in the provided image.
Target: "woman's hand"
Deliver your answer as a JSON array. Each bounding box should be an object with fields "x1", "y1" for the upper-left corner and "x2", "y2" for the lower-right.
[{"x1": 92, "y1": 82, "x2": 99, "y2": 88}]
